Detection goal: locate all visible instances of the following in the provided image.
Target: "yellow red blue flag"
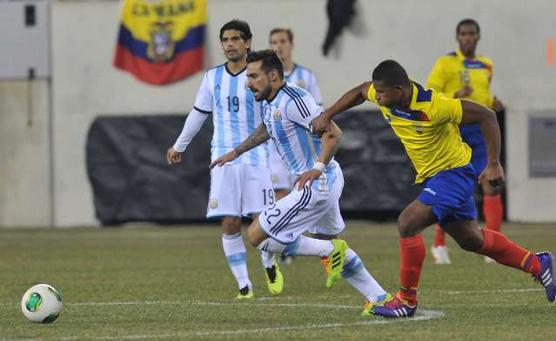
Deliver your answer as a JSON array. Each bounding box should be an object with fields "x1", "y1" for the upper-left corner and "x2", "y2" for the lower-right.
[{"x1": 113, "y1": 0, "x2": 206, "y2": 85}]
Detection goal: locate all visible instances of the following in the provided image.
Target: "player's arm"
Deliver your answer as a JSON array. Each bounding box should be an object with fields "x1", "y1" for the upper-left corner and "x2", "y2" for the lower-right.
[
  {"x1": 460, "y1": 100, "x2": 504, "y2": 186},
  {"x1": 167, "y1": 73, "x2": 212, "y2": 164},
  {"x1": 296, "y1": 120, "x2": 342, "y2": 189},
  {"x1": 310, "y1": 81, "x2": 372, "y2": 135},
  {"x1": 209, "y1": 123, "x2": 270, "y2": 168},
  {"x1": 425, "y1": 59, "x2": 449, "y2": 96},
  {"x1": 167, "y1": 107, "x2": 210, "y2": 164}
]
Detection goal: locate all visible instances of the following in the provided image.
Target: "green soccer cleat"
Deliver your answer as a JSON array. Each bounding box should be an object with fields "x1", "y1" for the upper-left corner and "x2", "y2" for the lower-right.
[
  {"x1": 235, "y1": 286, "x2": 254, "y2": 300},
  {"x1": 326, "y1": 239, "x2": 348, "y2": 289},
  {"x1": 361, "y1": 293, "x2": 394, "y2": 316},
  {"x1": 265, "y1": 263, "x2": 284, "y2": 295}
]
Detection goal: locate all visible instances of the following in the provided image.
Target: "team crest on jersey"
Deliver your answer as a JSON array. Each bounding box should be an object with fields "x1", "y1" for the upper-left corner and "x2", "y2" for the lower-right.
[
  {"x1": 273, "y1": 109, "x2": 282, "y2": 120},
  {"x1": 209, "y1": 198, "x2": 218, "y2": 209},
  {"x1": 414, "y1": 122, "x2": 424, "y2": 134},
  {"x1": 295, "y1": 80, "x2": 306, "y2": 89},
  {"x1": 147, "y1": 22, "x2": 175, "y2": 62}
]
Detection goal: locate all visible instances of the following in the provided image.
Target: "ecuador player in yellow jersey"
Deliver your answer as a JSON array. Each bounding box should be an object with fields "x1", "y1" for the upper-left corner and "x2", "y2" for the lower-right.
[
  {"x1": 426, "y1": 19, "x2": 505, "y2": 265},
  {"x1": 310, "y1": 60, "x2": 555, "y2": 318}
]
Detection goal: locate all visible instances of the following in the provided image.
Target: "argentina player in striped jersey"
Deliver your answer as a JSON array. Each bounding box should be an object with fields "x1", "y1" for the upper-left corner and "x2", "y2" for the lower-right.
[
  {"x1": 268, "y1": 28, "x2": 323, "y2": 202},
  {"x1": 167, "y1": 20, "x2": 284, "y2": 299},
  {"x1": 211, "y1": 50, "x2": 389, "y2": 314}
]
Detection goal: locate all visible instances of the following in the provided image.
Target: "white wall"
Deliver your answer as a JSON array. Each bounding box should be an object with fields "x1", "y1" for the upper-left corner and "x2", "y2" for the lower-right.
[
  {"x1": 2, "y1": 0, "x2": 556, "y2": 226},
  {"x1": 0, "y1": 80, "x2": 51, "y2": 226}
]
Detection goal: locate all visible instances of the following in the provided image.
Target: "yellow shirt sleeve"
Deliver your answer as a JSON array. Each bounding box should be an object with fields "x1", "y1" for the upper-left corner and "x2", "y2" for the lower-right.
[
  {"x1": 429, "y1": 95, "x2": 463, "y2": 124},
  {"x1": 366, "y1": 84, "x2": 377, "y2": 104},
  {"x1": 425, "y1": 58, "x2": 450, "y2": 97}
]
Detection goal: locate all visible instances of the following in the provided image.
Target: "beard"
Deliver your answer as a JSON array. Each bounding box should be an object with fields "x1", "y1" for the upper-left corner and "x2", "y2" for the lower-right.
[{"x1": 254, "y1": 84, "x2": 272, "y2": 102}]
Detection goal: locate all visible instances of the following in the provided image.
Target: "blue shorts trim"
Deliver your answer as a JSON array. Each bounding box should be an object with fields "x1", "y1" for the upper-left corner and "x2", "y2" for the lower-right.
[{"x1": 418, "y1": 164, "x2": 477, "y2": 226}]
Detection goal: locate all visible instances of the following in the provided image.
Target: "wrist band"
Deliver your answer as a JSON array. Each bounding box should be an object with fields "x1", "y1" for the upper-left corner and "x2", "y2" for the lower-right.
[{"x1": 312, "y1": 161, "x2": 326, "y2": 172}]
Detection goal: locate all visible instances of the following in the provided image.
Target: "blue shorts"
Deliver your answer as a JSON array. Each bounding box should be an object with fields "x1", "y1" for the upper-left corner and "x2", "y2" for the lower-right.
[
  {"x1": 460, "y1": 123, "x2": 487, "y2": 175},
  {"x1": 417, "y1": 163, "x2": 477, "y2": 226}
]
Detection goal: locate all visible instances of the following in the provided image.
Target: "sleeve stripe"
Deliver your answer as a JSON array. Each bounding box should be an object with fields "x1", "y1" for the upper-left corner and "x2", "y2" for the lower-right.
[
  {"x1": 193, "y1": 106, "x2": 212, "y2": 114},
  {"x1": 285, "y1": 86, "x2": 311, "y2": 117},
  {"x1": 282, "y1": 86, "x2": 310, "y2": 119}
]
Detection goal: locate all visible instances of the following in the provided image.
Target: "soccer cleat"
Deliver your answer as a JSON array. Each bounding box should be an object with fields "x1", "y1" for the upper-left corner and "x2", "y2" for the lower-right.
[
  {"x1": 361, "y1": 293, "x2": 394, "y2": 316},
  {"x1": 371, "y1": 292, "x2": 417, "y2": 318},
  {"x1": 235, "y1": 286, "x2": 254, "y2": 300},
  {"x1": 431, "y1": 245, "x2": 451, "y2": 265},
  {"x1": 265, "y1": 264, "x2": 284, "y2": 295},
  {"x1": 326, "y1": 239, "x2": 348, "y2": 289},
  {"x1": 535, "y1": 252, "x2": 556, "y2": 302}
]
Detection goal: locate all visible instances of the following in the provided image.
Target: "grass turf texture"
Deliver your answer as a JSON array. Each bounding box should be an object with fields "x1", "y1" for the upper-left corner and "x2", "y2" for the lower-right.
[{"x1": 1, "y1": 222, "x2": 555, "y2": 340}]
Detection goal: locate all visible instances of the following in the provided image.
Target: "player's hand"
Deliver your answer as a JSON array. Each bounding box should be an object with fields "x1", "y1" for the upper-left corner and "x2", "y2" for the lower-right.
[
  {"x1": 295, "y1": 169, "x2": 322, "y2": 190},
  {"x1": 454, "y1": 85, "x2": 473, "y2": 98},
  {"x1": 309, "y1": 114, "x2": 331, "y2": 136},
  {"x1": 209, "y1": 150, "x2": 238, "y2": 169},
  {"x1": 478, "y1": 162, "x2": 505, "y2": 189},
  {"x1": 167, "y1": 147, "x2": 182, "y2": 164},
  {"x1": 492, "y1": 96, "x2": 504, "y2": 112}
]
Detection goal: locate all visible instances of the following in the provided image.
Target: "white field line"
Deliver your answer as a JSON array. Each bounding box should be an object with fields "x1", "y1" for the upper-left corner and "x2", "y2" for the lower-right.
[
  {"x1": 0, "y1": 287, "x2": 542, "y2": 309},
  {"x1": 1, "y1": 309, "x2": 444, "y2": 341}
]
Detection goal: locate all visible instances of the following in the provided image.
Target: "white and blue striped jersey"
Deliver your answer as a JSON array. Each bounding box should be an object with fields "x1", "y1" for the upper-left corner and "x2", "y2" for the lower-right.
[
  {"x1": 194, "y1": 64, "x2": 268, "y2": 166},
  {"x1": 285, "y1": 64, "x2": 322, "y2": 105},
  {"x1": 261, "y1": 84, "x2": 340, "y2": 189}
]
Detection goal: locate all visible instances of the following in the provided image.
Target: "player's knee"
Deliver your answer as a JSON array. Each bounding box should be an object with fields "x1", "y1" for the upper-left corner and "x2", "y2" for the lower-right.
[
  {"x1": 221, "y1": 217, "x2": 241, "y2": 234},
  {"x1": 397, "y1": 216, "x2": 416, "y2": 237},
  {"x1": 456, "y1": 236, "x2": 483, "y2": 252},
  {"x1": 247, "y1": 221, "x2": 266, "y2": 247}
]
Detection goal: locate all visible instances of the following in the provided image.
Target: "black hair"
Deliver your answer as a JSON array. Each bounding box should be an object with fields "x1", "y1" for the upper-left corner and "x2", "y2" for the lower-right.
[
  {"x1": 246, "y1": 49, "x2": 284, "y2": 80},
  {"x1": 219, "y1": 19, "x2": 253, "y2": 41},
  {"x1": 269, "y1": 27, "x2": 294, "y2": 43},
  {"x1": 371, "y1": 60, "x2": 410, "y2": 87},
  {"x1": 456, "y1": 18, "x2": 480, "y2": 35}
]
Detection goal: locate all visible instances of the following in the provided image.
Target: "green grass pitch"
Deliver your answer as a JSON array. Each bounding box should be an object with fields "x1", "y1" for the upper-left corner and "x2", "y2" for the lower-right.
[{"x1": 1, "y1": 222, "x2": 555, "y2": 340}]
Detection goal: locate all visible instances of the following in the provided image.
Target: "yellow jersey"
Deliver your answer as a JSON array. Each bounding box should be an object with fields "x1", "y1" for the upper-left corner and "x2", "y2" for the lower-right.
[
  {"x1": 367, "y1": 82, "x2": 472, "y2": 183},
  {"x1": 426, "y1": 49, "x2": 494, "y2": 108}
]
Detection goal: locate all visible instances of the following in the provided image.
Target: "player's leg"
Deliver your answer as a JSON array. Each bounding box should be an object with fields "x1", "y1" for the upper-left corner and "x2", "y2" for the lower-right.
[
  {"x1": 371, "y1": 199, "x2": 437, "y2": 318},
  {"x1": 431, "y1": 224, "x2": 451, "y2": 265},
  {"x1": 242, "y1": 164, "x2": 284, "y2": 295},
  {"x1": 248, "y1": 184, "x2": 348, "y2": 288},
  {"x1": 480, "y1": 177, "x2": 504, "y2": 263},
  {"x1": 473, "y1": 140, "x2": 504, "y2": 262},
  {"x1": 309, "y1": 170, "x2": 389, "y2": 312},
  {"x1": 443, "y1": 218, "x2": 555, "y2": 302},
  {"x1": 208, "y1": 165, "x2": 252, "y2": 298}
]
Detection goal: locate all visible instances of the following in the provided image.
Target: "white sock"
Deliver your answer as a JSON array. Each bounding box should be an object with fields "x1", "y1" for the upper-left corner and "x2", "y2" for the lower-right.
[
  {"x1": 222, "y1": 233, "x2": 251, "y2": 290},
  {"x1": 260, "y1": 251, "x2": 275, "y2": 269},
  {"x1": 259, "y1": 235, "x2": 333, "y2": 257},
  {"x1": 342, "y1": 248, "x2": 386, "y2": 302}
]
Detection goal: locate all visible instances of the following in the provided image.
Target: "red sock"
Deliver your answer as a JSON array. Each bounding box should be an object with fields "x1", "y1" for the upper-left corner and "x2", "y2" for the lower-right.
[
  {"x1": 477, "y1": 229, "x2": 541, "y2": 276},
  {"x1": 433, "y1": 225, "x2": 446, "y2": 247},
  {"x1": 399, "y1": 234, "x2": 425, "y2": 305},
  {"x1": 483, "y1": 194, "x2": 503, "y2": 232}
]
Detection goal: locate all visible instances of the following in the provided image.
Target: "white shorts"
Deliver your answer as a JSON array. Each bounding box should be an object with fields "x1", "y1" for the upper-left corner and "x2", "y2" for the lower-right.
[
  {"x1": 207, "y1": 163, "x2": 273, "y2": 218},
  {"x1": 259, "y1": 168, "x2": 345, "y2": 244},
  {"x1": 269, "y1": 143, "x2": 292, "y2": 190}
]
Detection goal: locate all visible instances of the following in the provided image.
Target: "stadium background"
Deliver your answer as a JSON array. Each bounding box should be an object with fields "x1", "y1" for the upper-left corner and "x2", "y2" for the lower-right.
[{"x1": 1, "y1": 0, "x2": 556, "y2": 228}]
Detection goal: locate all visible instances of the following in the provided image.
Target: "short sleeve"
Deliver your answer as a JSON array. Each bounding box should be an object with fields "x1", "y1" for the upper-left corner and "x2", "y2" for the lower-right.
[
  {"x1": 283, "y1": 88, "x2": 323, "y2": 129},
  {"x1": 429, "y1": 95, "x2": 463, "y2": 124},
  {"x1": 366, "y1": 83, "x2": 378, "y2": 104},
  {"x1": 193, "y1": 72, "x2": 213, "y2": 113}
]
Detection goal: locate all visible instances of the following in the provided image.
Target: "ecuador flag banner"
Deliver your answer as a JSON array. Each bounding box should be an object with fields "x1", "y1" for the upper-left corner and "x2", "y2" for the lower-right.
[{"x1": 113, "y1": 0, "x2": 206, "y2": 85}]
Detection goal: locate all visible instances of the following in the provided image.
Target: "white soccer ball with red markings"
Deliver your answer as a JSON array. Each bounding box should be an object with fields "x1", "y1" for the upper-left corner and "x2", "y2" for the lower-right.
[{"x1": 21, "y1": 284, "x2": 63, "y2": 323}]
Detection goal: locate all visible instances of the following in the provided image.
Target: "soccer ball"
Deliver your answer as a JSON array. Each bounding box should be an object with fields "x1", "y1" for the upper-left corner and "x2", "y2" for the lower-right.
[{"x1": 21, "y1": 284, "x2": 63, "y2": 323}]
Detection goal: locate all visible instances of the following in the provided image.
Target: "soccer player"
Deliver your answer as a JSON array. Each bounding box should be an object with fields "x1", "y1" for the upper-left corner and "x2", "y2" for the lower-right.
[
  {"x1": 167, "y1": 20, "x2": 283, "y2": 299},
  {"x1": 211, "y1": 50, "x2": 390, "y2": 312},
  {"x1": 268, "y1": 27, "x2": 323, "y2": 200},
  {"x1": 426, "y1": 19, "x2": 505, "y2": 265},
  {"x1": 310, "y1": 59, "x2": 555, "y2": 318}
]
